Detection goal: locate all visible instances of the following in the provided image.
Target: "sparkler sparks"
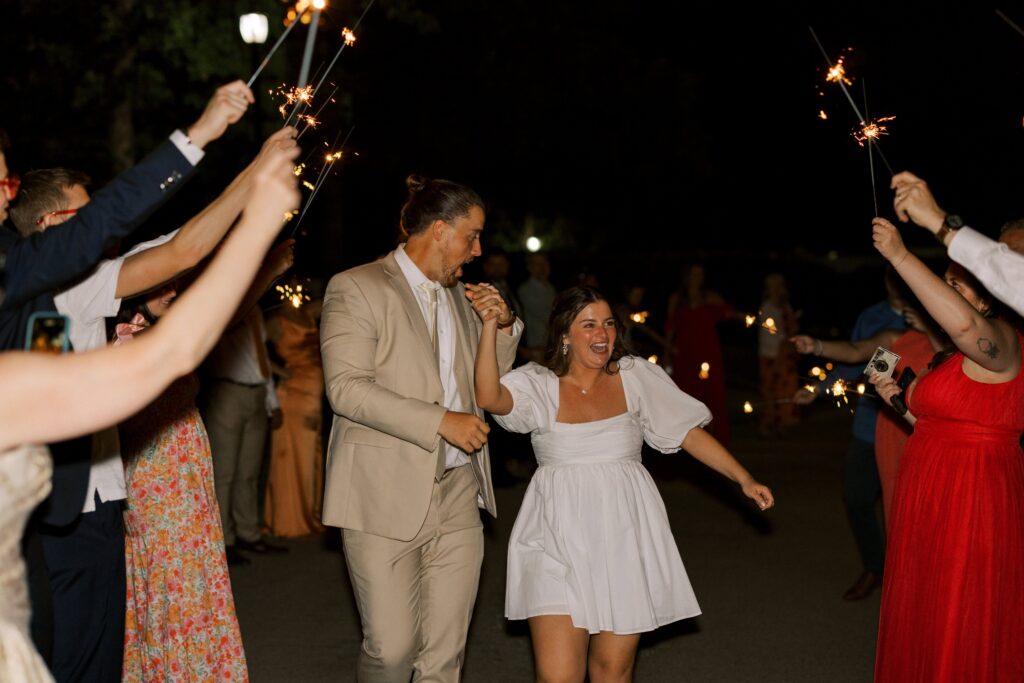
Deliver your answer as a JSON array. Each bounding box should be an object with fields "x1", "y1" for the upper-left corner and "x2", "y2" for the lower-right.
[
  {"x1": 629, "y1": 311, "x2": 650, "y2": 324},
  {"x1": 818, "y1": 110, "x2": 828, "y2": 120},
  {"x1": 825, "y1": 55, "x2": 853, "y2": 86},
  {"x1": 647, "y1": 355, "x2": 659, "y2": 364},
  {"x1": 699, "y1": 362, "x2": 710, "y2": 380},
  {"x1": 342, "y1": 27, "x2": 357, "y2": 46},
  {"x1": 743, "y1": 401, "x2": 754, "y2": 414},
  {"x1": 275, "y1": 84, "x2": 314, "y2": 119},
  {"x1": 276, "y1": 283, "x2": 312, "y2": 309},
  {"x1": 762, "y1": 317, "x2": 778, "y2": 335},
  {"x1": 745, "y1": 314, "x2": 757, "y2": 327},
  {"x1": 853, "y1": 116, "x2": 896, "y2": 147},
  {"x1": 293, "y1": 163, "x2": 306, "y2": 177},
  {"x1": 302, "y1": 181, "x2": 316, "y2": 191}
]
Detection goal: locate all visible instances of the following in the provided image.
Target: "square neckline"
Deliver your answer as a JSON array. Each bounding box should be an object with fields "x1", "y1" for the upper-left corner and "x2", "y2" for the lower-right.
[{"x1": 549, "y1": 366, "x2": 634, "y2": 426}]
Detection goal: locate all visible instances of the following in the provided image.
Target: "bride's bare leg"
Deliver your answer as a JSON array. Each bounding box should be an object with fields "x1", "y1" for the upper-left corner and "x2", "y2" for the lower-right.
[
  {"x1": 588, "y1": 631, "x2": 640, "y2": 683},
  {"x1": 528, "y1": 615, "x2": 588, "y2": 683}
]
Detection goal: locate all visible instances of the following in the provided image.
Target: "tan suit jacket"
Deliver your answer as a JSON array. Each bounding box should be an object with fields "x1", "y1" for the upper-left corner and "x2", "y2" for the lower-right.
[{"x1": 320, "y1": 251, "x2": 520, "y2": 541}]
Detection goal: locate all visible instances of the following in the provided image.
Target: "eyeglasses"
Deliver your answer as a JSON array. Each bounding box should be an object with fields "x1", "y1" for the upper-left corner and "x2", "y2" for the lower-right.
[
  {"x1": 0, "y1": 174, "x2": 19, "y2": 200},
  {"x1": 35, "y1": 208, "x2": 78, "y2": 226}
]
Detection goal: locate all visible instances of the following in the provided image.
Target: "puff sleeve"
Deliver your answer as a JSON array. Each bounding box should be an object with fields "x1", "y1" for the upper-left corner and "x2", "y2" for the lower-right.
[
  {"x1": 493, "y1": 363, "x2": 554, "y2": 435},
  {"x1": 623, "y1": 358, "x2": 712, "y2": 453}
]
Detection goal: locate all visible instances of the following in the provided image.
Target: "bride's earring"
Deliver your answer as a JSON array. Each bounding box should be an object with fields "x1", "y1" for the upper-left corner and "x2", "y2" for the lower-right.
[{"x1": 561, "y1": 339, "x2": 569, "y2": 356}]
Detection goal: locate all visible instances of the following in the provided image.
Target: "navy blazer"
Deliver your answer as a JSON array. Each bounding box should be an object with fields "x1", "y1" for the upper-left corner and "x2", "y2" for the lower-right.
[{"x1": 0, "y1": 137, "x2": 196, "y2": 526}]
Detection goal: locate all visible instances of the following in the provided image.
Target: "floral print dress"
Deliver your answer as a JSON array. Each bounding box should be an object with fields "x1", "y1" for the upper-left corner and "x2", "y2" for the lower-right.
[{"x1": 117, "y1": 316, "x2": 248, "y2": 681}]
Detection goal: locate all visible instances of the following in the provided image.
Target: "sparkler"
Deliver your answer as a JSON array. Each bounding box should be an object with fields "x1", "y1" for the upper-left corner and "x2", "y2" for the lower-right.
[
  {"x1": 647, "y1": 355, "x2": 659, "y2": 364},
  {"x1": 996, "y1": 9, "x2": 1024, "y2": 39},
  {"x1": 809, "y1": 27, "x2": 894, "y2": 176},
  {"x1": 743, "y1": 311, "x2": 777, "y2": 334},
  {"x1": 288, "y1": 127, "x2": 355, "y2": 237},
  {"x1": 297, "y1": 0, "x2": 327, "y2": 89},
  {"x1": 852, "y1": 116, "x2": 895, "y2": 147},
  {"x1": 247, "y1": 7, "x2": 309, "y2": 88},
  {"x1": 309, "y1": 0, "x2": 378, "y2": 100},
  {"x1": 698, "y1": 362, "x2": 710, "y2": 380}
]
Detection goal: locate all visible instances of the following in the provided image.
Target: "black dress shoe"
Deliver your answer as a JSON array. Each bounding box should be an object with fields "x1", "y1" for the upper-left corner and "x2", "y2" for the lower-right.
[
  {"x1": 843, "y1": 571, "x2": 881, "y2": 601},
  {"x1": 235, "y1": 537, "x2": 288, "y2": 554},
  {"x1": 225, "y1": 546, "x2": 251, "y2": 566}
]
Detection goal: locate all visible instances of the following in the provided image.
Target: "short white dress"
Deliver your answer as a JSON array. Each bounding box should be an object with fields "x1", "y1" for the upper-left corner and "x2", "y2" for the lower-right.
[{"x1": 496, "y1": 357, "x2": 712, "y2": 634}]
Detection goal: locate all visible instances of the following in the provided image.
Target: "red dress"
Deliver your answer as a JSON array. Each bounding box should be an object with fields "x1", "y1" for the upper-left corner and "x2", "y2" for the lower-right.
[
  {"x1": 666, "y1": 302, "x2": 732, "y2": 446},
  {"x1": 875, "y1": 344, "x2": 1024, "y2": 682},
  {"x1": 872, "y1": 330, "x2": 935, "y2": 527}
]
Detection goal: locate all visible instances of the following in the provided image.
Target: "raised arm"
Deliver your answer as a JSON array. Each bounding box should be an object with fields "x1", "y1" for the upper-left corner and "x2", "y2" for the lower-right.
[
  {"x1": 681, "y1": 427, "x2": 774, "y2": 510},
  {"x1": 115, "y1": 127, "x2": 297, "y2": 299},
  {"x1": 1, "y1": 82, "x2": 253, "y2": 310},
  {"x1": 0, "y1": 142, "x2": 299, "y2": 452},
  {"x1": 791, "y1": 329, "x2": 904, "y2": 364},
  {"x1": 873, "y1": 217, "x2": 1018, "y2": 373},
  {"x1": 470, "y1": 284, "x2": 514, "y2": 415}
]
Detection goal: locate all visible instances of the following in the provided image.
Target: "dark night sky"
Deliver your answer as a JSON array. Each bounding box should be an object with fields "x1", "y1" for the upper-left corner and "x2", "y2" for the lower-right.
[{"x1": 3, "y1": 1, "x2": 1023, "y2": 305}]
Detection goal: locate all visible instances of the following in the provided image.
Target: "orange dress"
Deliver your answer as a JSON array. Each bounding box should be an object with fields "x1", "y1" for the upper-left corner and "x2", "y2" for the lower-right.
[
  {"x1": 264, "y1": 315, "x2": 325, "y2": 537},
  {"x1": 873, "y1": 330, "x2": 935, "y2": 527}
]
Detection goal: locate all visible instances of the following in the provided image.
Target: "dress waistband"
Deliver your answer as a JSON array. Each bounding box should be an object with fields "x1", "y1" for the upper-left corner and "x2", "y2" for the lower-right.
[{"x1": 915, "y1": 418, "x2": 1022, "y2": 444}]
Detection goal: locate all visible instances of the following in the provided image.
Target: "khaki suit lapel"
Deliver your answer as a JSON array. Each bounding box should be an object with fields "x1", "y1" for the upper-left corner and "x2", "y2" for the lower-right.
[{"x1": 382, "y1": 252, "x2": 440, "y2": 374}]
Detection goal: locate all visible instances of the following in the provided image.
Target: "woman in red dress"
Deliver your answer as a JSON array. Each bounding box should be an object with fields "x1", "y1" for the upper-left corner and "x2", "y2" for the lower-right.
[
  {"x1": 666, "y1": 264, "x2": 736, "y2": 446},
  {"x1": 870, "y1": 217, "x2": 1024, "y2": 682}
]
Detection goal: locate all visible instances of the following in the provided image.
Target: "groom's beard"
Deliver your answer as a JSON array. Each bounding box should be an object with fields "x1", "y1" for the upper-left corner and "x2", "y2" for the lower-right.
[{"x1": 439, "y1": 254, "x2": 467, "y2": 287}]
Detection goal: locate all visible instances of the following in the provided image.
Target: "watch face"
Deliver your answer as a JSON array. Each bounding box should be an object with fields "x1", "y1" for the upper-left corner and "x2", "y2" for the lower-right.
[{"x1": 945, "y1": 214, "x2": 964, "y2": 229}]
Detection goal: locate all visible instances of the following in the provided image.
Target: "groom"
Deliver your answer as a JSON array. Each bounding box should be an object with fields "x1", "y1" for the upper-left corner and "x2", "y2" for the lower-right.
[{"x1": 320, "y1": 175, "x2": 521, "y2": 681}]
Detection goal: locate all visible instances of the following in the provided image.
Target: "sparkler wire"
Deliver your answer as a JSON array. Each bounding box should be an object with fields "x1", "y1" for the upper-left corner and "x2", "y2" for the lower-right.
[
  {"x1": 247, "y1": 9, "x2": 306, "y2": 88},
  {"x1": 863, "y1": 79, "x2": 879, "y2": 216},
  {"x1": 289, "y1": 127, "x2": 354, "y2": 237}
]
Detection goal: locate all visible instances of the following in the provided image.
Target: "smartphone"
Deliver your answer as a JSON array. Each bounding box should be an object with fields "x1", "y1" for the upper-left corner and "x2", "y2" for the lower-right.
[
  {"x1": 25, "y1": 312, "x2": 69, "y2": 353},
  {"x1": 890, "y1": 368, "x2": 917, "y2": 416}
]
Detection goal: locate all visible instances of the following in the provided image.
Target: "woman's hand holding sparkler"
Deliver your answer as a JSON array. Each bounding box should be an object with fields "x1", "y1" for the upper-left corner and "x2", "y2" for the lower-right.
[
  {"x1": 252, "y1": 127, "x2": 299, "y2": 170},
  {"x1": 891, "y1": 172, "x2": 946, "y2": 234},
  {"x1": 246, "y1": 146, "x2": 301, "y2": 233},
  {"x1": 187, "y1": 80, "x2": 255, "y2": 149},
  {"x1": 873, "y1": 217, "x2": 910, "y2": 267},
  {"x1": 790, "y1": 335, "x2": 822, "y2": 356}
]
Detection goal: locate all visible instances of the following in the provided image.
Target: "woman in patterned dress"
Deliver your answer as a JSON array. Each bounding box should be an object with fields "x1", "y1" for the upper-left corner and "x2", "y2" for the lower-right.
[{"x1": 116, "y1": 288, "x2": 248, "y2": 682}]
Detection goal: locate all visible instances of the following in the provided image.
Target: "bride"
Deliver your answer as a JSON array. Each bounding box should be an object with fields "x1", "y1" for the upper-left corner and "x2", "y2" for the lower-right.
[{"x1": 472, "y1": 283, "x2": 774, "y2": 683}]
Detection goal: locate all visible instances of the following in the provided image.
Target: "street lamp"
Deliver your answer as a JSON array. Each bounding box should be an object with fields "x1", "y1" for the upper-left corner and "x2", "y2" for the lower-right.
[
  {"x1": 239, "y1": 14, "x2": 268, "y2": 144},
  {"x1": 526, "y1": 236, "x2": 542, "y2": 252},
  {"x1": 239, "y1": 13, "x2": 269, "y2": 44}
]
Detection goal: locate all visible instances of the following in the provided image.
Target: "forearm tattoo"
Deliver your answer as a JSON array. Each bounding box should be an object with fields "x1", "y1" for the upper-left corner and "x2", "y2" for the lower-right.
[{"x1": 977, "y1": 338, "x2": 1000, "y2": 359}]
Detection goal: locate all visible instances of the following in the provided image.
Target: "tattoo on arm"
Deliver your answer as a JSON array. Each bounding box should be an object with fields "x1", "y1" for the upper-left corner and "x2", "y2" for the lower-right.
[{"x1": 978, "y1": 338, "x2": 1000, "y2": 359}]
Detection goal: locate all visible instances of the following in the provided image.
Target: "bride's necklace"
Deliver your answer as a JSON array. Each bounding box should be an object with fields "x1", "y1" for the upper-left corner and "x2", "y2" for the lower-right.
[{"x1": 565, "y1": 372, "x2": 602, "y2": 395}]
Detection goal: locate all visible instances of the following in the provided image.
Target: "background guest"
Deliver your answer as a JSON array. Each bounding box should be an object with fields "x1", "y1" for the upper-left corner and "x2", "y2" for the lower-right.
[{"x1": 757, "y1": 273, "x2": 800, "y2": 438}]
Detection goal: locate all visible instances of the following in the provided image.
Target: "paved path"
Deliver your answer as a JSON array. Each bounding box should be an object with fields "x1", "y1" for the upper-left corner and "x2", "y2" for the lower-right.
[{"x1": 230, "y1": 406, "x2": 881, "y2": 682}]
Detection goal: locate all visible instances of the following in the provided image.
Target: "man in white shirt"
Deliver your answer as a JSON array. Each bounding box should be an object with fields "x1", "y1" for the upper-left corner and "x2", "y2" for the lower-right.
[
  {"x1": 5, "y1": 83, "x2": 294, "y2": 681},
  {"x1": 892, "y1": 171, "x2": 1024, "y2": 317}
]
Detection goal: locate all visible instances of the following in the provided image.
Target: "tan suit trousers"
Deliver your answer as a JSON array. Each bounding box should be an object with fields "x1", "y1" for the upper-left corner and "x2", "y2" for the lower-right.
[{"x1": 342, "y1": 465, "x2": 483, "y2": 683}]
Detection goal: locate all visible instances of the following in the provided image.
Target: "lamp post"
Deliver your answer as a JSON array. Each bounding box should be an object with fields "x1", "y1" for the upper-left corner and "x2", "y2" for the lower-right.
[{"x1": 239, "y1": 13, "x2": 268, "y2": 144}]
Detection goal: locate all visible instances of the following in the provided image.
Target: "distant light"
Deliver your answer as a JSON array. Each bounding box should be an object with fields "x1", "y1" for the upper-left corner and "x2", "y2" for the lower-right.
[
  {"x1": 239, "y1": 13, "x2": 269, "y2": 44},
  {"x1": 857, "y1": 383, "x2": 866, "y2": 394},
  {"x1": 743, "y1": 401, "x2": 754, "y2": 414},
  {"x1": 647, "y1": 355, "x2": 658, "y2": 364},
  {"x1": 526, "y1": 236, "x2": 542, "y2": 252},
  {"x1": 312, "y1": 0, "x2": 327, "y2": 8}
]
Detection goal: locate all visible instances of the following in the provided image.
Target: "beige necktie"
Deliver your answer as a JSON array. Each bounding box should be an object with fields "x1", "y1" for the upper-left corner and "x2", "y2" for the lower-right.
[{"x1": 420, "y1": 282, "x2": 446, "y2": 480}]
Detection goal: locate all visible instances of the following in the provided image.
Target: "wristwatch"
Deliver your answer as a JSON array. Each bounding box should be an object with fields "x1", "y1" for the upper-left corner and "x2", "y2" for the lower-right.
[{"x1": 935, "y1": 213, "x2": 963, "y2": 245}]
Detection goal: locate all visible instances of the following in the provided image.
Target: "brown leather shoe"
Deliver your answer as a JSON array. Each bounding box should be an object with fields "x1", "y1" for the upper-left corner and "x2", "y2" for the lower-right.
[{"x1": 843, "y1": 571, "x2": 881, "y2": 601}]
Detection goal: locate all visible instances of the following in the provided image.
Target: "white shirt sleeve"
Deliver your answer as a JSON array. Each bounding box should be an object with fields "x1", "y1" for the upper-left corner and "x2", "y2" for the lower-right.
[
  {"x1": 265, "y1": 375, "x2": 280, "y2": 414},
  {"x1": 948, "y1": 227, "x2": 1024, "y2": 318},
  {"x1": 622, "y1": 357, "x2": 712, "y2": 454},
  {"x1": 494, "y1": 363, "x2": 553, "y2": 434},
  {"x1": 169, "y1": 130, "x2": 205, "y2": 166}
]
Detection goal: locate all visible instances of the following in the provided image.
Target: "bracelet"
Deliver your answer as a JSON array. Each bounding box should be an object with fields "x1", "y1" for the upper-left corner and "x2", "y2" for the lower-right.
[
  {"x1": 813, "y1": 339, "x2": 823, "y2": 356},
  {"x1": 496, "y1": 312, "x2": 516, "y2": 328},
  {"x1": 890, "y1": 250, "x2": 909, "y2": 268}
]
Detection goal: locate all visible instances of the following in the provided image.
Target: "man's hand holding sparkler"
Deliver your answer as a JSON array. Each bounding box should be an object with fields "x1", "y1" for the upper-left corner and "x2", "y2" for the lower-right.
[
  {"x1": 187, "y1": 80, "x2": 256, "y2": 150},
  {"x1": 891, "y1": 172, "x2": 947, "y2": 236}
]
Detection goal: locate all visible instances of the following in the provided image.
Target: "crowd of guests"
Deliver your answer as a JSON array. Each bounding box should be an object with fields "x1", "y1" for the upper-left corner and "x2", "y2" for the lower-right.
[{"x1": 2, "y1": 73, "x2": 1024, "y2": 683}]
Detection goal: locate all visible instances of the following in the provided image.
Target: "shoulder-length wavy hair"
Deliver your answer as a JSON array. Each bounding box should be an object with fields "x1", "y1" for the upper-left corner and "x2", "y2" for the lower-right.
[{"x1": 542, "y1": 285, "x2": 633, "y2": 377}]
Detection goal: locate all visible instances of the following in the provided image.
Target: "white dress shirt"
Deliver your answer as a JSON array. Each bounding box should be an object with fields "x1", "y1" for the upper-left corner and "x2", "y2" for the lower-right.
[
  {"x1": 948, "y1": 227, "x2": 1024, "y2": 318},
  {"x1": 203, "y1": 309, "x2": 280, "y2": 413},
  {"x1": 54, "y1": 230, "x2": 178, "y2": 512},
  {"x1": 394, "y1": 244, "x2": 471, "y2": 470}
]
